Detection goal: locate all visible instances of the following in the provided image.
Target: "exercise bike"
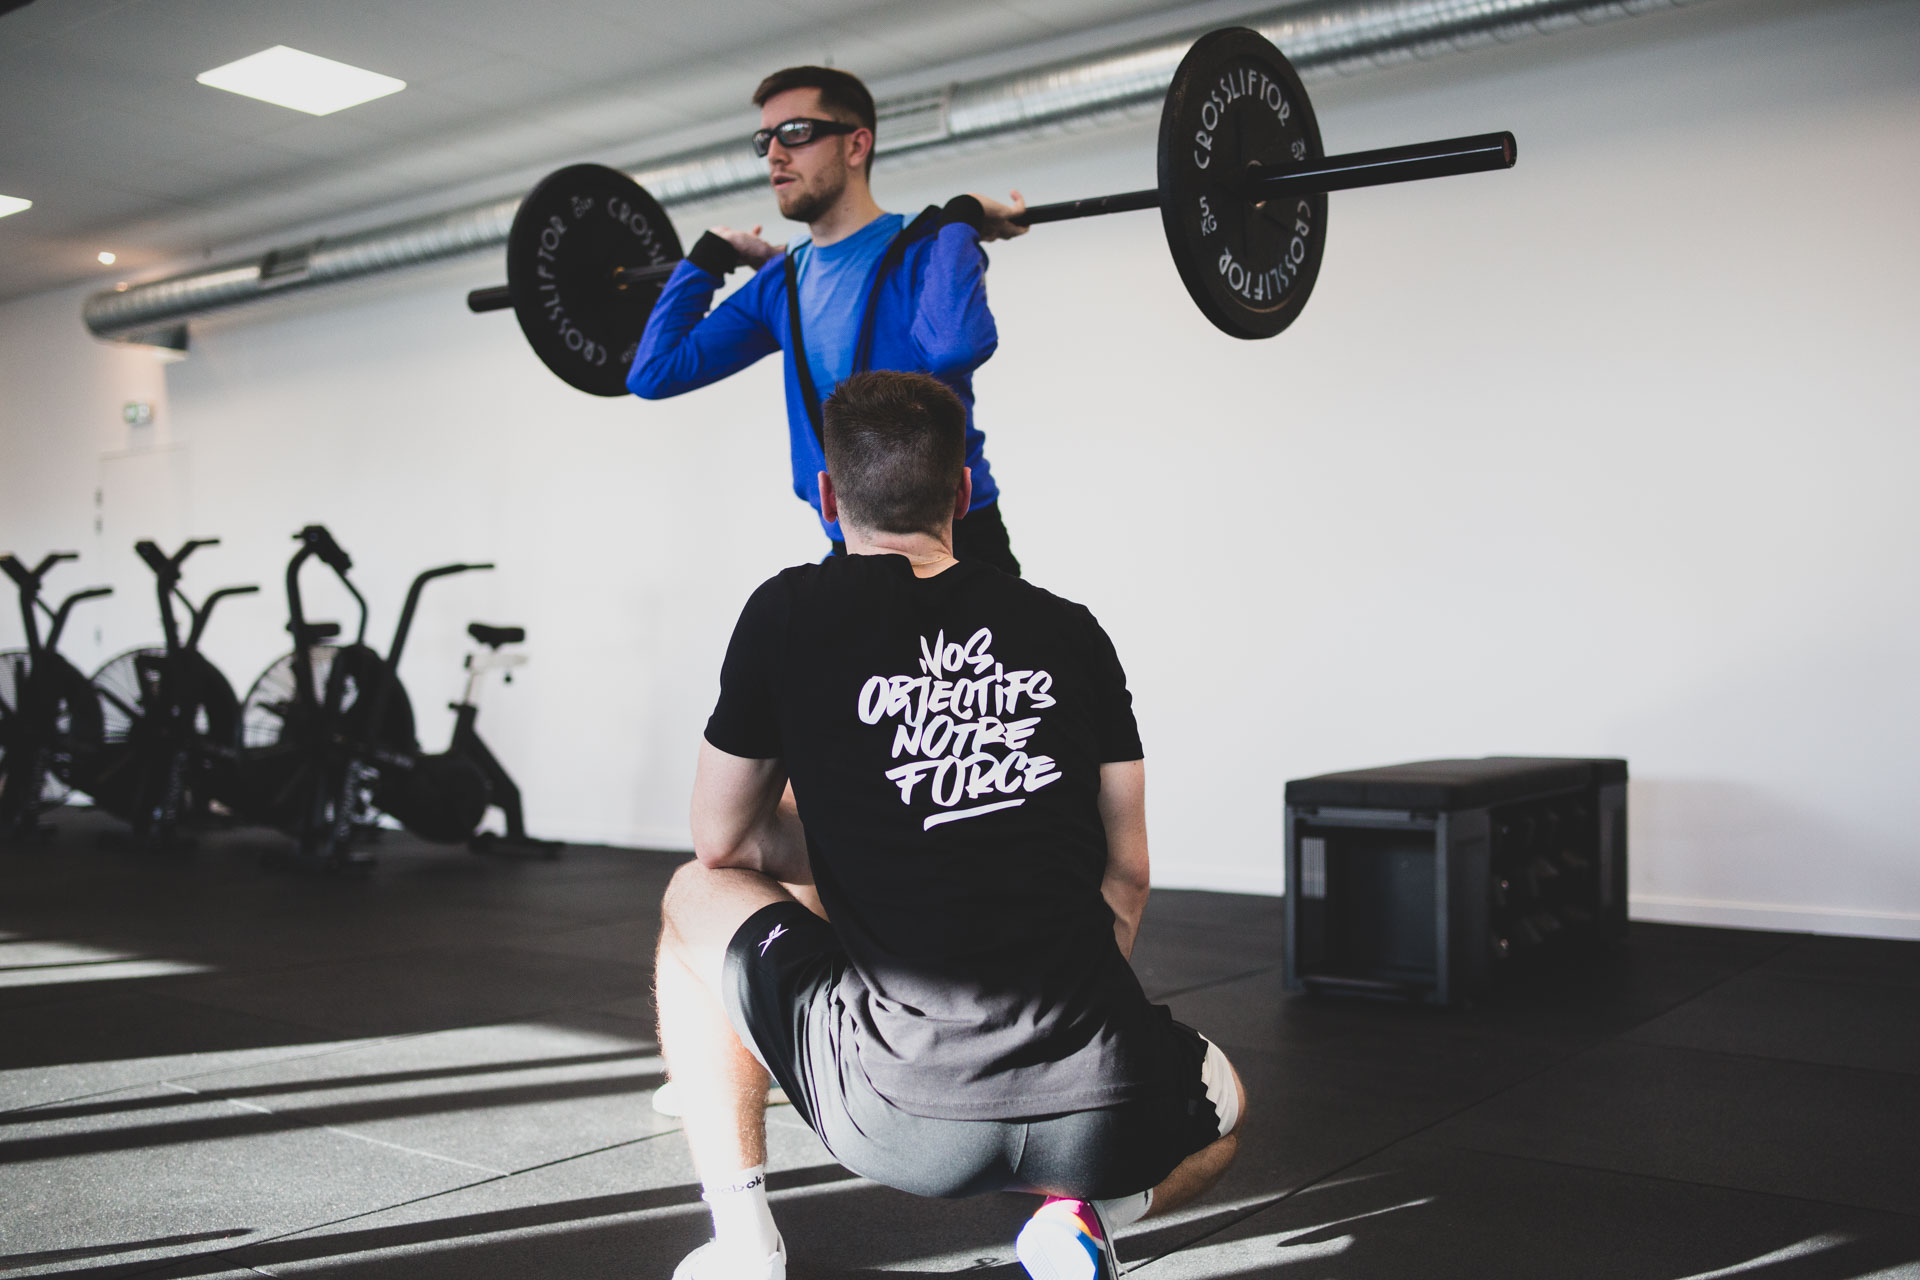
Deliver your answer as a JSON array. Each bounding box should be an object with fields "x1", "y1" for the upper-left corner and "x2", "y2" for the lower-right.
[
  {"x1": 451, "y1": 623, "x2": 559, "y2": 858},
  {"x1": 235, "y1": 526, "x2": 556, "y2": 868},
  {"x1": 88, "y1": 539, "x2": 258, "y2": 848},
  {"x1": 0, "y1": 553, "x2": 112, "y2": 840}
]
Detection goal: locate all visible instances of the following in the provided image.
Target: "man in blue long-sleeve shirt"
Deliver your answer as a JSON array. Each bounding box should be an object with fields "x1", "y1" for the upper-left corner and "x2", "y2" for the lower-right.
[{"x1": 627, "y1": 65, "x2": 1028, "y2": 575}]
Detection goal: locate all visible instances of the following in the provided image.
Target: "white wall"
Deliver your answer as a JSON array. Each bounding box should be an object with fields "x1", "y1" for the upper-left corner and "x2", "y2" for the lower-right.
[
  {"x1": 0, "y1": 283, "x2": 178, "y2": 665},
  {"x1": 3, "y1": 0, "x2": 1915, "y2": 936}
]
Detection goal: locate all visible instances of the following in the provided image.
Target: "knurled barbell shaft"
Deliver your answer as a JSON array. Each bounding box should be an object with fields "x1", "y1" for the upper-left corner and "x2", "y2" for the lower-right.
[{"x1": 464, "y1": 131, "x2": 1514, "y2": 315}]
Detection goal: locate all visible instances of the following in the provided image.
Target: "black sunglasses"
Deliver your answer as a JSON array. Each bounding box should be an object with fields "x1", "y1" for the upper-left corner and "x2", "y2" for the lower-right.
[{"x1": 752, "y1": 117, "x2": 860, "y2": 157}]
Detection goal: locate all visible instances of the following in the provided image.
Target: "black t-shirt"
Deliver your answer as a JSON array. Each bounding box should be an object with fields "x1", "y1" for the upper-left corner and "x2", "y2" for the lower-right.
[{"x1": 706, "y1": 553, "x2": 1162, "y2": 1121}]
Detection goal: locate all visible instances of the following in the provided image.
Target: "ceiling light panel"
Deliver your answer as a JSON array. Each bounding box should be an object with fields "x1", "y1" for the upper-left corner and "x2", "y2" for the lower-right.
[
  {"x1": 0, "y1": 195, "x2": 32, "y2": 218},
  {"x1": 196, "y1": 46, "x2": 405, "y2": 116}
]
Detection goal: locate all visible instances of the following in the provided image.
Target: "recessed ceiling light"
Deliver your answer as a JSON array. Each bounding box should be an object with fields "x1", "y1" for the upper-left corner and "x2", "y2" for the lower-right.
[
  {"x1": 97, "y1": 251, "x2": 117, "y2": 265},
  {"x1": 196, "y1": 45, "x2": 405, "y2": 116},
  {"x1": 0, "y1": 195, "x2": 32, "y2": 219}
]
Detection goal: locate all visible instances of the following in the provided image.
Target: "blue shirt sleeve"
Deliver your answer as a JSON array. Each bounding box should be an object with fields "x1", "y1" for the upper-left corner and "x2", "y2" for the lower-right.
[
  {"x1": 909, "y1": 221, "x2": 999, "y2": 381},
  {"x1": 627, "y1": 259, "x2": 781, "y2": 400}
]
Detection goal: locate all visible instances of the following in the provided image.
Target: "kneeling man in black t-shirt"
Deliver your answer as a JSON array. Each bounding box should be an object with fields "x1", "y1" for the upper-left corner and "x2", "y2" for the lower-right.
[{"x1": 657, "y1": 370, "x2": 1245, "y2": 1280}]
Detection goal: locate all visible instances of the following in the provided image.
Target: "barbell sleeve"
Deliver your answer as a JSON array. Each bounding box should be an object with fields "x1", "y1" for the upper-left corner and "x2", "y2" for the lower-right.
[
  {"x1": 467, "y1": 286, "x2": 514, "y2": 313},
  {"x1": 1244, "y1": 131, "x2": 1516, "y2": 202}
]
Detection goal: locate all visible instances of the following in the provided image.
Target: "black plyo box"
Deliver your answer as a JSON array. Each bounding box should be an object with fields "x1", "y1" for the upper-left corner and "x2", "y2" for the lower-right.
[{"x1": 1283, "y1": 757, "x2": 1628, "y2": 1006}]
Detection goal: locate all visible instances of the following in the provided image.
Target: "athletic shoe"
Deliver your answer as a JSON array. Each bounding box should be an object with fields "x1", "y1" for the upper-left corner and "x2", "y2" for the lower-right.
[
  {"x1": 1014, "y1": 1197, "x2": 1118, "y2": 1280},
  {"x1": 670, "y1": 1235, "x2": 786, "y2": 1280},
  {"x1": 652, "y1": 1080, "x2": 790, "y2": 1117}
]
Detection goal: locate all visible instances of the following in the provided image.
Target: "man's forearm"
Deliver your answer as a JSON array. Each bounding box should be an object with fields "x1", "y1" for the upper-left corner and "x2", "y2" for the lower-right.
[
  {"x1": 751, "y1": 787, "x2": 811, "y2": 884},
  {"x1": 1096, "y1": 759, "x2": 1152, "y2": 961},
  {"x1": 1103, "y1": 875, "x2": 1149, "y2": 960},
  {"x1": 691, "y1": 742, "x2": 809, "y2": 881},
  {"x1": 700, "y1": 792, "x2": 809, "y2": 883}
]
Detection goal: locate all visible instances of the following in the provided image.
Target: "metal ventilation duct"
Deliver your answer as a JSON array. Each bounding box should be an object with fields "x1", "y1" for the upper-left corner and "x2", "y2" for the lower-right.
[{"x1": 82, "y1": 0, "x2": 1690, "y2": 340}]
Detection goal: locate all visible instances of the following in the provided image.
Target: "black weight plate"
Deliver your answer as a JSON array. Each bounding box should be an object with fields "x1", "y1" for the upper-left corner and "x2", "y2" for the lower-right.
[
  {"x1": 505, "y1": 164, "x2": 683, "y2": 397},
  {"x1": 1158, "y1": 28, "x2": 1326, "y2": 340}
]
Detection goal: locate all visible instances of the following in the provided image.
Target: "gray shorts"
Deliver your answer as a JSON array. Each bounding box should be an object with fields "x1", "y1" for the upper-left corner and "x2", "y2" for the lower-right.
[{"x1": 723, "y1": 901, "x2": 1235, "y2": 1200}]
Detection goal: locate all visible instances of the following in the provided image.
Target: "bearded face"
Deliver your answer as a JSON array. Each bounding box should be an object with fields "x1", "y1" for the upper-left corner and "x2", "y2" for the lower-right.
[
  {"x1": 760, "y1": 87, "x2": 865, "y2": 225},
  {"x1": 774, "y1": 144, "x2": 850, "y2": 223}
]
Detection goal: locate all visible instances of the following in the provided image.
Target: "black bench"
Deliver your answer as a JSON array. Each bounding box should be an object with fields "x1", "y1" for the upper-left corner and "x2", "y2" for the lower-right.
[{"x1": 1284, "y1": 756, "x2": 1627, "y2": 1006}]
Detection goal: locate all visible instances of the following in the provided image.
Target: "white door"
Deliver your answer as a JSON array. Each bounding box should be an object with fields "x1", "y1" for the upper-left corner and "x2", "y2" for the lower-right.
[{"x1": 92, "y1": 445, "x2": 194, "y2": 671}]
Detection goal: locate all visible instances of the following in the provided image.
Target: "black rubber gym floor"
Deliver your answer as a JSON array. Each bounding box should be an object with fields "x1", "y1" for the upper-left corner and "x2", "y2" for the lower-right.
[{"x1": 3, "y1": 809, "x2": 1917, "y2": 1279}]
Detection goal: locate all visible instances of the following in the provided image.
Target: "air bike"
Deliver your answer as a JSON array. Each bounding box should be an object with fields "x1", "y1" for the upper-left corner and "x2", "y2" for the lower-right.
[
  {"x1": 0, "y1": 552, "x2": 111, "y2": 841},
  {"x1": 235, "y1": 525, "x2": 559, "y2": 870},
  {"x1": 89, "y1": 539, "x2": 258, "y2": 849}
]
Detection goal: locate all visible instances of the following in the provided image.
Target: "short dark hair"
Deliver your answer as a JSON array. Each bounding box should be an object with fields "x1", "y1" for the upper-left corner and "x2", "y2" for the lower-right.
[
  {"x1": 753, "y1": 66, "x2": 877, "y2": 172},
  {"x1": 823, "y1": 372, "x2": 965, "y2": 537}
]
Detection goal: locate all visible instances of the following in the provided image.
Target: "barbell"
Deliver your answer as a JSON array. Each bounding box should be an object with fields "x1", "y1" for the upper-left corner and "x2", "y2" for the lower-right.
[{"x1": 467, "y1": 26, "x2": 1516, "y2": 396}]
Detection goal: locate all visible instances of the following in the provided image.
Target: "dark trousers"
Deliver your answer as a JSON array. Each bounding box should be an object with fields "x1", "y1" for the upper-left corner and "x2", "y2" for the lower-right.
[{"x1": 831, "y1": 500, "x2": 1021, "y2": 578}]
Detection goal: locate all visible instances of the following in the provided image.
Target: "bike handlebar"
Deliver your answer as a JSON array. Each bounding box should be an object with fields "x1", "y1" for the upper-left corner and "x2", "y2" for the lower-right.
[
  {"x1": 1, "y1": 551, "x2": 80, "y2": 591},
  {"x1": 186, "y1": 584, "x2": 259, "y2": 649},
  {"x1": 298, "y1": 526, "x2": 353, "y2": 574},
  {"x1": 139, "y1": 537, "x2": 222, "y2": 581},
  {"x1": 406, "y1": 562, "x2": 497, "y2": 589},
  {"x1": 387, "y1": 563, "x2": 496, "y2": 668},
  {"x1": 4, "y1": 553, "x2": 85, "y2": 655},
  {"x1": 287, "y1": 530, "x2": 367, "y2": 647},
  {"x1": 171, "y1": 538, "x2": 219, "y2": 574},
  {"x1": 45, "y1": 586, "x2": 112, "y2": 648}
]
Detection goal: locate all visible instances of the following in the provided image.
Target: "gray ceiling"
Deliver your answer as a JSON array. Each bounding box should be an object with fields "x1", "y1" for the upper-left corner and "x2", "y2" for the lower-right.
[{"x1": 0, "y1": 0, "x2": 1272, "y2": 303}]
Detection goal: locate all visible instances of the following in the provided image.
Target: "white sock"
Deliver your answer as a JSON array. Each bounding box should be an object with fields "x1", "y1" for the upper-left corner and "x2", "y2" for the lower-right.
[
  {"x1": 1094, "y1": 1188, "x2": 1153, "y2": 1228},
  {"x1": 1199, "y1": 1037, "x2": 1240, "y2": 1136},
  {"x1": 702, "y1": 1165, "x2": 780, "y2": 1257}
]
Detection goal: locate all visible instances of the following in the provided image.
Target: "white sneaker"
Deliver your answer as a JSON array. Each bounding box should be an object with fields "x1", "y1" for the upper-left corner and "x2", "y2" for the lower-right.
[
  {"x1": 670, "y1": 1235, "x2": 787, "y2": 1280},
  {"x1": 1015, "y1": 1198, "x2": 1118, "y2": 1280},
  {"x1": 652, "y1": 1080, "x2": 790, "y2": 1118}
]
